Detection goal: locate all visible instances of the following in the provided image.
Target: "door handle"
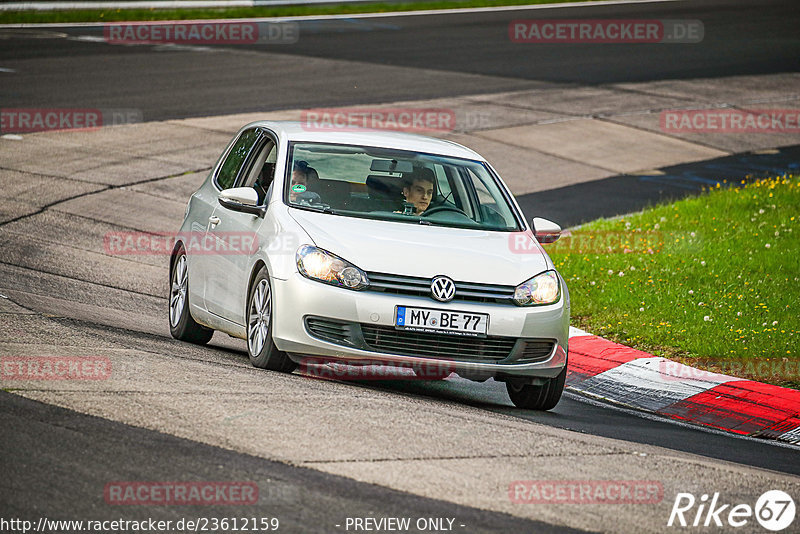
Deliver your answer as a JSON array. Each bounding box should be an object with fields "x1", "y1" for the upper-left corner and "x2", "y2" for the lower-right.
[{"x1": 209, "y1": 216, "x2": 221, "y2": 226}]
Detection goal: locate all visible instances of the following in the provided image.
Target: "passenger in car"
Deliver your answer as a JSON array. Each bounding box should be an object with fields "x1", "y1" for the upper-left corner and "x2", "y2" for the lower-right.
[{"x1": 402, "y1": 168, "x2": 436, "y2": 214}]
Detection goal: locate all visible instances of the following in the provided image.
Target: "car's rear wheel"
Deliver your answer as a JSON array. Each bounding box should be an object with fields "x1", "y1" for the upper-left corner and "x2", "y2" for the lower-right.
[
  {"x1": 505, "y1": 365, "x2": 566, "y2": 411},
  {"x1": 169, "y1": 247, "x2": 214, "y2": 345},
  {"x1": 247, "y1": 267, "x2": 297, "y2": 373}
]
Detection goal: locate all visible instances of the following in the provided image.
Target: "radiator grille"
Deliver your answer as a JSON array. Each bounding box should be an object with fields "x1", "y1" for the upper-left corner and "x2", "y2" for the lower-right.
[{"x1": 366, "y1": 272, "x2": 516, "y2": 304}]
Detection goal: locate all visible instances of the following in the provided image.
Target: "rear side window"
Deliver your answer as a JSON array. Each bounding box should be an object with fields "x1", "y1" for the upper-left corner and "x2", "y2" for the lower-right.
[{"x1": 216, "y1": 129, "x2": 261, "y2": 190}]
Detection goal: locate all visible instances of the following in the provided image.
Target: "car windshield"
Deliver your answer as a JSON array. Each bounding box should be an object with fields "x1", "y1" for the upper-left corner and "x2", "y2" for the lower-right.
[{"x1": 285, "y1": 142, "x2": 521, "y2": 231}]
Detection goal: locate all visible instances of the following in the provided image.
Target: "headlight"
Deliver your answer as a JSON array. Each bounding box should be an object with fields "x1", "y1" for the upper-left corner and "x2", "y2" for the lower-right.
[
  {"x1": 296, "y1": 245, "x2": 369, "y2": 290},
  {"x1": 513, "y1": 270, "x2": 560, "y2": 306}
]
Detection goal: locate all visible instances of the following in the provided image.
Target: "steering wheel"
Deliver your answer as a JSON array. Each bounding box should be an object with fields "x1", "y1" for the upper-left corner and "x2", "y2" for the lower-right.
[{"x1": 420, "y1": 205, "x2": 468, "y2": 217}]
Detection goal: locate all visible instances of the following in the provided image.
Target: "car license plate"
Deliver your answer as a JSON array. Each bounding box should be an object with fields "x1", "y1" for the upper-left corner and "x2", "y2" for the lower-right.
[{"x1": 395, "y1": 306, "x2": 488, "y2": 337}]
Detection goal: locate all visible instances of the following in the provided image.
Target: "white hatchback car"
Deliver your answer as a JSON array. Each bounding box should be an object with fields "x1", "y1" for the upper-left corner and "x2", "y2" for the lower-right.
[{"x1": 169, "y1": 121, "x2": 570, "y2": 410}]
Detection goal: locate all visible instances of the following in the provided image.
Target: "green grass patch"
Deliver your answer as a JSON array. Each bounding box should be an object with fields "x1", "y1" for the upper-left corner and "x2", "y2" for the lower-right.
[
  {"x1": 549, "y1": 174, "x2": 800, "y2": 389},
  {"x1": 2, "y1": 0, "x2": 601, "y2": 24}
]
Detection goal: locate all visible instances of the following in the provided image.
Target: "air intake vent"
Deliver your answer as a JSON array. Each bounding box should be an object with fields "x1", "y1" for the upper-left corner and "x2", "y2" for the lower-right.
[
  {"x1": 360, "y1": 324, "x2": 516, "y2": 361},
  {"x1": 305, "y1": 318, "x2": 354, "y2": 346},
  {"x1": 517, "y1": 340, "x2": 556, "y2": 363}
]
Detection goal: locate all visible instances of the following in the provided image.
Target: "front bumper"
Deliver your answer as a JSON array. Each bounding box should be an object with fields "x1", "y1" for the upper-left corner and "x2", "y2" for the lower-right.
[{"x1": 271, "y1": 273, "x2": 569, "y2": 379}]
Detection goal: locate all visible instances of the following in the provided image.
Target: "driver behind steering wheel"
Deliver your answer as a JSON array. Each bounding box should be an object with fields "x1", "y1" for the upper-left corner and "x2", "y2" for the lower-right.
[{"x1": 401, "y1": 168, "x2": 435, "y2": 214}]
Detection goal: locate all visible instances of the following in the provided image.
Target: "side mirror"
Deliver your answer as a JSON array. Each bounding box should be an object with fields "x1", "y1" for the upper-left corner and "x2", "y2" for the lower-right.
[
  {"x1": 532, "y1": 217, "x2": 561, "y2": 244},
  {"x1": 219, "y1": 187, "x2": 265, "y2": 217}
]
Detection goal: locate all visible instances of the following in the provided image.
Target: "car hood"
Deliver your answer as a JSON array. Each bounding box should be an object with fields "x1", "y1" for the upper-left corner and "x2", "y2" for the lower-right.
[{"x1": 288, "y1": 209, "x2": 551, "y2": 285}]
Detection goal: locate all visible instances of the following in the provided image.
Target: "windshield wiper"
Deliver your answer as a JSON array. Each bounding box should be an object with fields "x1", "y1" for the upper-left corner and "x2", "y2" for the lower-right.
[{"x1": 312, "y1": 204, "x2": 338, "y2": 214}]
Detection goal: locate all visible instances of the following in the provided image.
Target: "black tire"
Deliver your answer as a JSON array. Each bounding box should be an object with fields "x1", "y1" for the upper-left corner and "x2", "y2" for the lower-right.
[
  {"x1": 506, "y1": 365, "x2": 566, "y2": 411},
  {"x1": 169, "y1": 247, "x2": 214, "y2": 345},
  {"x1": 246, "y1": 267, "x2": 297, "y2": 373}
]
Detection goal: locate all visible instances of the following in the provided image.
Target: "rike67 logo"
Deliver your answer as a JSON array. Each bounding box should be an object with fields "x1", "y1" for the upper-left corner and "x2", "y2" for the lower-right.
[{"x1": 668, "y1": 490, "x2": 795, "y2": 531}]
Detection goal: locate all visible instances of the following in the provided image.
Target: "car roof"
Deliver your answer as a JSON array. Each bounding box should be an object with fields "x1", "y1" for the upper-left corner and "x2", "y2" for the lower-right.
[{"x1": 245, "y1": 120, "x2": 485, "y2": 161}]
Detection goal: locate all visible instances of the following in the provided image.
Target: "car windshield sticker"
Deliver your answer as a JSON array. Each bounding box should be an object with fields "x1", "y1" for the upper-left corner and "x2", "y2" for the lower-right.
[{"x1": 292, "y1": 184, "x2": 307, "y2": 193}]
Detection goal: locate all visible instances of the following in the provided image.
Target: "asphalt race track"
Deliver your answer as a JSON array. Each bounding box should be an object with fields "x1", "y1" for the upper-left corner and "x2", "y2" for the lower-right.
[
  {"x1": 1, "y1": 392, "x2": 575, "y2": 534},
  {"x1": 1, "y1": 0, "x2": 800, "y2": 532}
]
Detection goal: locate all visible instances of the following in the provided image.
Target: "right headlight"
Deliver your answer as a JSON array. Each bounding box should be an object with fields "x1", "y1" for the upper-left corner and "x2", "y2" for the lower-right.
[
  {"x1": 296, "y1": 245, "x2": 369, "y2": 290},
  {"x1": 513, "y1": 270, "x2": 560, "y2": 306}
]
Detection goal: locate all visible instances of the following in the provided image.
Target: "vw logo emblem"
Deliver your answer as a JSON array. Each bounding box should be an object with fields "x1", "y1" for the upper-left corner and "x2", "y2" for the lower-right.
[{"x1": 431, "y1": 276, "x2": 456, "y2": 302}]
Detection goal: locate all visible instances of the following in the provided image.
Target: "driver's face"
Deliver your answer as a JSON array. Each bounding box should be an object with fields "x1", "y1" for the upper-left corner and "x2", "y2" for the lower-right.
[
  {"x1": 403, "y1": 179, "x2": 434, "y2": 213},
  {"x1": 290, "y1": 169, "x2": 307, "y2": 201},
  {"x1": 292, "y1": 168, "x2": 307, "y2": 186}
]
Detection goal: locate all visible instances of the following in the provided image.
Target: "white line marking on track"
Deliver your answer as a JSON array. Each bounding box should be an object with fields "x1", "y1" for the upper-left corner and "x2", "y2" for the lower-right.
[
  {"x1": 778, "y1": 426, "x2": 800, "y2": 444},
  {"x1": 568, "y1": 325, "x2": 591, "y2": 337},
  {"x1": 574, "y1": 356, "x2": 742, "y2": 411},
  {"x1": 68, "y1": 35, "x2": 106, "y2": 42},
  {"x1": 0, "y1": 0, "x2": 686, "y2": 28}
]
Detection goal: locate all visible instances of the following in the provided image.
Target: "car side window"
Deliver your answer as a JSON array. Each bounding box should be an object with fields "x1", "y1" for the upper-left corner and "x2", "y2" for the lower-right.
[
  {"x1": 463, "y1": 166, "x2": 517, "y2": 227},
  {"x1": 434, "y1": 164, "x2": 450, "y2": 198},
  {"x1": 216, "y1": 129, "x2": 261, "y2": 190},
  {"x1": 241, "y1": 140, "x2": 277, "y2": 205}
]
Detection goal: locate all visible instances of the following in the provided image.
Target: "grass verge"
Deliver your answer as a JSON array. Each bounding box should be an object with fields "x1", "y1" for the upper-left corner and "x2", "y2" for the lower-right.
[
  {"x1": 547, "y1": 174, "x2": 799, "y2": 389},
  {"x1": 2, "y1": 0, "x2": 600, "y2": 24}
]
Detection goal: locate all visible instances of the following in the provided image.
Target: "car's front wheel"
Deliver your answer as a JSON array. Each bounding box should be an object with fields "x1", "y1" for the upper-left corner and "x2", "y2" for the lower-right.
[
  {"x1": 247, "y1": 267, "x2": 297, "y2": 373},
  {"x1": 169, "y1": 247, "x2": 214, "y2": 345},
  {"x1": 505, "y1": 365, "x2": 566, "y2": 411}
]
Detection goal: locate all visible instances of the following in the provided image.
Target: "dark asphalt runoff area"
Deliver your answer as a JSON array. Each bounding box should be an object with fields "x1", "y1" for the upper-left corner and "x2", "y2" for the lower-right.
[
  {"x1": 1, "y1": 0, "x2": 800, "y2": 531},
  {"x1": 0, "y1": 0, "x2": 798, "y2": 121},
  {"x1": 518, "y1": 144, "x2": 800, "y2": 228}
]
